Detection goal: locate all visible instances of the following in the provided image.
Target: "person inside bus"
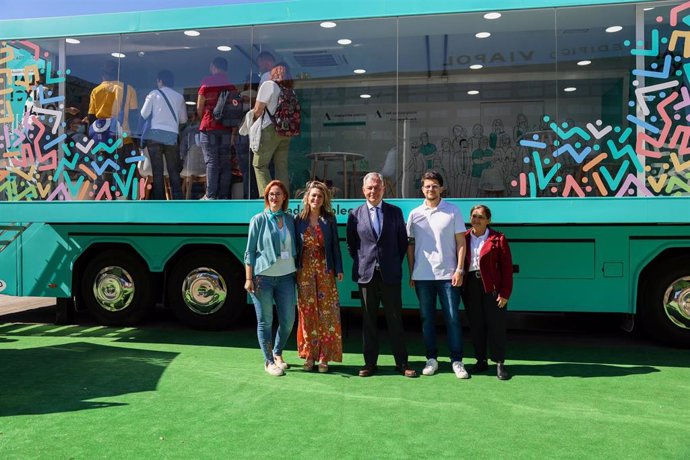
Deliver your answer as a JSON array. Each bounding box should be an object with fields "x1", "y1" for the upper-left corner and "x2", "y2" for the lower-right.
[
  {"x1": 257, "y1": 51, "x2": 276, "y2": 85},
  {"x1": 295, "y1": 181, "x2": 343, "y2": 373},
  {"x1": 196, "y1": 56, "x2": 237, "y2": 200},
  {"x1": 251, "y1": 63, "x2": 293, "y2": 196},
  {"x1": 244, "y1": 180, "x2": 297, "y2": 376},
  {"x1": 462, "y1": 204, "x2": 514, "y2": 380},
  {"x1": 87, "y1": 60, "x2": 139, "y2": 188},
  {"x1": 140, "y1": 70, "x2": 188, "y2": 200},
  {"x1": 346, "y1": 172, "x2": 417, "y2": 378}
]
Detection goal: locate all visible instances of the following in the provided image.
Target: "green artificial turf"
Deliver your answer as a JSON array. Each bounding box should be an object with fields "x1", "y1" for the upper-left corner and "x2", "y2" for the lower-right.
[{"x1": 1, "y1": 320, "x2": 689, "y2": 459}]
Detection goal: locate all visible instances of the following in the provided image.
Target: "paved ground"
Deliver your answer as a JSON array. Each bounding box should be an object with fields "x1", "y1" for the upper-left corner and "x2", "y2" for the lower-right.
[{"x1": 0, "y1": 295, "x2": 55, "y2": 315}]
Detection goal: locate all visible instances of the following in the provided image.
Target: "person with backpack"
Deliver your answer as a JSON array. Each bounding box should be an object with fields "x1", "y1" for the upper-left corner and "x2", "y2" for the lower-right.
[
  {"x1": 140, "y1": 70, "x2": 188, "y2": 200},
  {"x1": 196, "y1": 56, "x2": 238, "y2": 200},
  {"x1": 251, "y1": 63, "x2": 300, "y2": 196}
]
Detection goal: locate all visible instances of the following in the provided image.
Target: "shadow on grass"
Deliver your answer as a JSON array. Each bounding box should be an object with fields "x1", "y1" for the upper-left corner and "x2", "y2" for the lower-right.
[
  {"x1": 0, "y1": 342, "x2": 177, "y2": 417},
  {"x1": 489, "y1": 362, "x2": 660, "y2": 378}
]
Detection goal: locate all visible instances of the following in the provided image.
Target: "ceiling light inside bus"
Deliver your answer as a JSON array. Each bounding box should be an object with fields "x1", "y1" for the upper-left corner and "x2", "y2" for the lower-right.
[
  {"x1": 337, "y1": 39, "x2": 352, "y2": 45},
  {"x1": 111, "y1": 52, "x2": 126, "y2": 59},
  {"x1": 360, "y1": 94, "x2": 372, "y2": 99},
  {"x1": 475, "y1": 32, "x2": 491, "y2": 39},
  {"x1": 483, "y1": 12, "x2": 502, "y2": 20},
  {"x1": 184, "y1": 30, "x2": 201, "y2": 37},
  {"x1": 353, "y1": 69, "x2": 366, "y2": 74},
  {"x1": 577, "y1": 60, "x2": 592, "y2": 66},
  {"x1": 564, "y1": 87, "x2": 577, "y2": 92},
  {"x1": 185, "y1": 101, "x2": 196, "y2": 106},
  {"x1": 605, "y1": 26, "x2": 622, "y2": 33},
  {"x1": 469, "y1": 64, "x2": 483, "y2": 70},
  {"x1": 65, "y1": 38, "x2": 80, "y2": 44},
  {"x1": 320, "y1": 21, "x2": 337, "y2": 28},
  {"x1": 643, "y1": 7, "x2": 655, "y2": 11},
  {"x1": 467, "y1": 90, "x2": 480, "y2": 95},
  {"x1": 217, "y1": 45, "x2": 232, "y2": 52}
]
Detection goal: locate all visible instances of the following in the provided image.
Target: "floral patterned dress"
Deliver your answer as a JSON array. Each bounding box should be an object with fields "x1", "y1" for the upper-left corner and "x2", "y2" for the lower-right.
[{"x1": 296, "y1": 224, "x2": 343, "y2": 362}]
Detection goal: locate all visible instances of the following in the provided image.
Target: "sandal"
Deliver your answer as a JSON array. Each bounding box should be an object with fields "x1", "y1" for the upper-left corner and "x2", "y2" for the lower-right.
[
  {"x1": 318, "y1": 362, "x2": 329, "y2": 373},
  {"x1": 303, "y1": 359, "x2": 315, "y2": 371}
]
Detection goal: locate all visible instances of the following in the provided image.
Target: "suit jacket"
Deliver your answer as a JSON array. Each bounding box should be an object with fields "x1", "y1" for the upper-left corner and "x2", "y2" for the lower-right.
[
  {"x1": 464, "y1": 228, "x2": 514, "y2": 299},
  {"x1": 346, "y1": 201, "x2": 408, "y2": 284},
  {"x1": 295, "y1": 214, "x2": 343, "y2": 275}
]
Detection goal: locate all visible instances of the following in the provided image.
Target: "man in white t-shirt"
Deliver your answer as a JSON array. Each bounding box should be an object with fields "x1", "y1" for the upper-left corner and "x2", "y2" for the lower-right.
[{"x1": 406, "y1": 170, "x2": 469, "y2": 378}]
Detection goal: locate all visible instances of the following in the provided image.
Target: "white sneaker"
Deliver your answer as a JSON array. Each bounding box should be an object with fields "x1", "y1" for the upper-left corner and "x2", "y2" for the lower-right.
[
  {"x1": 452, "y1": 361, "x2": 469, "y2": 379},
  {"x1": 265, "y1": 362, "x2": 285, "y2": 376},
  {"x1": 422, "y1": 358, "x2": 439, "y2": 376},
  {"x1": 274, "y1": 355, "x2": 290, "y2": 370}
]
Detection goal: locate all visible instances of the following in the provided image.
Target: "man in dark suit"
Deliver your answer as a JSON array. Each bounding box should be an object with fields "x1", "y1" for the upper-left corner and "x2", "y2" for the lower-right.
[{"x1": 346, "y1": 172, "x2": 417, "y2": 378}]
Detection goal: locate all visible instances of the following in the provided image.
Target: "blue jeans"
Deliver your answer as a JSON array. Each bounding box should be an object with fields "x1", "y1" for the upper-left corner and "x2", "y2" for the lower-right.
[
  {"x1": 250, "y1": 273, "x2": 297, "y2": 364},
  {"x1": 200, "y1": 130, "x2": 232, "y2": 199},
  {"x1": 415, "y1": 280, "x2": 463, "y2": 362}
]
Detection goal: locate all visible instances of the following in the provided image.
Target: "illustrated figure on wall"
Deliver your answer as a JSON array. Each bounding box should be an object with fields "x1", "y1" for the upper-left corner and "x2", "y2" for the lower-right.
[
  {"x1": 489, "y1": 118, "x2": 505, "y2": 149},
  {"x1": 450, "y1": 124, "x2": 468, "y2": 154},
  {"x1": 404, "y1": 141, "x2": 425, "y2": 195},
  {"x1": 493, "y1": 134, "x2": 518, "y2": 196},
  {"x1": 439, "y1": 137, "x2": 453, "y2": 182},
  {"x1": 469, "y1": 123, "x2": 484, "y2": 154},
  {"x1": 419, "y1": 132, "x2": 438, "y2": 170},
  {"x1": 471, "y1": 136, "x2": 493, "y2": 197},
  {"x1": 513, "y1": 113, "x2": 529, "y2": 143},
  {"x1": 453, "y1": 139, "x2": 472, "y2": 197}
]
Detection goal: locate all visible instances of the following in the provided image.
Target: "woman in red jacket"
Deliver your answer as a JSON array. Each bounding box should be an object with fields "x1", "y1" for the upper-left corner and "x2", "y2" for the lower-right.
[{"x1": 462, "y1": 204, "x2": 514, "y2": 380}]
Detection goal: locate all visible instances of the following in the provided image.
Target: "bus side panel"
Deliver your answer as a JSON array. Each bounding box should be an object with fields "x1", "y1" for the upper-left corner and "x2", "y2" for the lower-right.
[
  {"x1": 0, "y1": 224, "x2": 24, "y2": 296},
  {"x1": 20, "y1": 224, "x2": 72, "y2": 297}
]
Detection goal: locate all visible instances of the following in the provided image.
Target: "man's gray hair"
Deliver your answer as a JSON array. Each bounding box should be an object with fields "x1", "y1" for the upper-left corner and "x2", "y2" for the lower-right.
[{"x1": 362, "y1": 172, "x2": 384, "y2": 186}]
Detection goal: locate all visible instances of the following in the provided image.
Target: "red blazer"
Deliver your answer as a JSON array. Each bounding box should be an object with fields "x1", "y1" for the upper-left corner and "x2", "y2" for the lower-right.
[{"x1": 464, "y1": 228, "x2": 514, "y2": 299}]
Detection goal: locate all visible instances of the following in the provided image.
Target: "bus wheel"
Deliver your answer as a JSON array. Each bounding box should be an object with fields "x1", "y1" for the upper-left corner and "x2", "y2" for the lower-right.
[
  {"x1": 81, "y1": 250, "x2": 153, "y2": 326},
  {"x1": 641, "y1": 260, "x2": 690, "y2": 348},
  {"x1": 166, "y1": 250, "x2": 244, "y2": 330}
]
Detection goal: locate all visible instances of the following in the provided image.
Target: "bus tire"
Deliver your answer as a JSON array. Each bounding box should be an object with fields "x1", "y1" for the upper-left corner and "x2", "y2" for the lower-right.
[
  {"x1": 80, "y1": 250, "x2": 153, "y2": 326},
  {"x1": 166, "y1": 250, "x2": 244, "y2": 330},
  {"x1": 640, "y1": 259, "x2": 690, "y2": 348}
]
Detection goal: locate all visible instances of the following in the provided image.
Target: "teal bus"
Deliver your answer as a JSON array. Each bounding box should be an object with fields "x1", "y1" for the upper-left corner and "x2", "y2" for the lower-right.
[{"x1": 1, "y1": 0, "x2": 690, "y2": 346}]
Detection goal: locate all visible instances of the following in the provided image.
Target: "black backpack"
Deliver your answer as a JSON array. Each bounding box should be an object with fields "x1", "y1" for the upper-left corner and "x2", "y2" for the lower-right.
[{"x1": 212, "y1": 89, "x2": 243, "y2": 128}]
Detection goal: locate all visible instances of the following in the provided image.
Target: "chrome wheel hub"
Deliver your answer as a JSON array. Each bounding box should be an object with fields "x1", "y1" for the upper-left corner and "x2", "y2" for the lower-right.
[
  {"x1": 181, "y1": 268, "x2": 227, "y2": 315},
  {"x1": 663, "y1": 276, "x2": 690, "y2": 330},
  {"x1": 93, "y1": 266, "x2": 135, "y2": 312}
]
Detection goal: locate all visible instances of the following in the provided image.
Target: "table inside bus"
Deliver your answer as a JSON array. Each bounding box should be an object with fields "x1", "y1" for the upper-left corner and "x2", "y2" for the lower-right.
[{"x1": 307, "y1": 152, "x2": 365, "y2": 198}]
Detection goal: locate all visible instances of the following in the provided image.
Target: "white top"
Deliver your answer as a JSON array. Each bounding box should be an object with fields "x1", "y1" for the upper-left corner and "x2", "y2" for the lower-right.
[
  {"x1": 469, "y1": 230, "x2": 489, "y2": 272},
  {"x1": 260, "y1": 72, "x2": 271, "y2": 85},
  {"x1": 140, "y1": 87, "x2": 188, "y2": 134},
  {"x1": 406, "y1": 199, "x2": 465, "y2": 280},
  {"x1": 257, "y1": 227, "x2": 296, "y2": 276},
  {"x1": 256, "y1": 80, "x2": 281, "y2": 129}
]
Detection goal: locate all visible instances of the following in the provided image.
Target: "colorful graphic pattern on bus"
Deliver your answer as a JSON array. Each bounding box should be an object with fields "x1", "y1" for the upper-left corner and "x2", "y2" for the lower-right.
[
  {"x1": 2, "y1": 3, "x2": 690, "y2": 200},
  {"x1": 514, "y1": 3, "x2": 690, "y2": 197}
]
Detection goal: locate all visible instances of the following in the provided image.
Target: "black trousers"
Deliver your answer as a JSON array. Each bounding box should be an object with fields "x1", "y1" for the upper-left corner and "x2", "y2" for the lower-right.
[
  {"x1": 359, "y1": 270, "x2": 408, "y2": 366},
  {"x1": 462, "y1": 273, "x2": 507, "y2": 363}
]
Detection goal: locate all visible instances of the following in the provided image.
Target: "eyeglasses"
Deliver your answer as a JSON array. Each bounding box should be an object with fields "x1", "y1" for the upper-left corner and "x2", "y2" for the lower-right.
[
  {"x1": 471, "y1": 214, "x2": 487, "y2": 219},
  {"x1": 422, "y1": 185, "x2": 441, "y2": 190},
  {"x1": 268, "y1": 192, "x2": 283, "y2": 197}
]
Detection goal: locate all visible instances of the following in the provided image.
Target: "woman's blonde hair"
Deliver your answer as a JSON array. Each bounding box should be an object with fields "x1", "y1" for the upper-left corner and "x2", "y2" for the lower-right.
[{"x1": 299, "y1": 181, "x2": 334, "y2": 220}]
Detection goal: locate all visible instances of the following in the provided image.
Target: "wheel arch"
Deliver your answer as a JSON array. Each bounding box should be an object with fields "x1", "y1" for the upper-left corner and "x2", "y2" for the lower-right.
[{"x1": 633, "y1": 246, "x2": 690, "y2": 313}]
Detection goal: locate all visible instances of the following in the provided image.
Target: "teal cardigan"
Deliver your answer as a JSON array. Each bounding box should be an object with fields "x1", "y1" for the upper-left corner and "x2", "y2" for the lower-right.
[{"x1": 244, "y1": 211, "x2": 297, "y2": 275}]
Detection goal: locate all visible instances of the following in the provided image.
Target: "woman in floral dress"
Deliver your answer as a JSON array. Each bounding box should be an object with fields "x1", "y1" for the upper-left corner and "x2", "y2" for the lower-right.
[{"x1": 295, "y1": 181, "x2": 343, "y2": 372}]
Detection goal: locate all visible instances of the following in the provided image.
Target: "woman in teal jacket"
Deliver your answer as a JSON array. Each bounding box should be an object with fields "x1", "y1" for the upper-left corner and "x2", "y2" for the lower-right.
[{"x1": 245, "y1": 179, "x2": 297, "y2": 376}]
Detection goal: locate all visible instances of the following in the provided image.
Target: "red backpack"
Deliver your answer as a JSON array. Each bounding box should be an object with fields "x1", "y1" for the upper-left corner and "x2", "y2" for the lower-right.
[{"x1": 268, "y1": 85, "x2": 301, "y2": 137}]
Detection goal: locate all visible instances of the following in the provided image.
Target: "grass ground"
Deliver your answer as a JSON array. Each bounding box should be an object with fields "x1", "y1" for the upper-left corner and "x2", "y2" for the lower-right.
[{"x1": 1, "y1": 310, "x2": 689, "y2": 459}]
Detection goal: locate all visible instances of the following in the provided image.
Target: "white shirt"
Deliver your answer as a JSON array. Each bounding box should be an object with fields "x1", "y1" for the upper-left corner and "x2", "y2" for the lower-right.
[
  {"x1": 469, "y1": 230, "x2": 489, "y2": 272},
  {"x1": 256, "y1": 80, "x2": 281, "y2": 129},
  {"x1": 140, "y1": 86, "x2": 188, "y2": 134},
  {"x1": 257, "y1": 227, "x2": 296, "y2": 276},
  {"x1": 406, "y1": 199, "x2": 465, "y2": 280}
]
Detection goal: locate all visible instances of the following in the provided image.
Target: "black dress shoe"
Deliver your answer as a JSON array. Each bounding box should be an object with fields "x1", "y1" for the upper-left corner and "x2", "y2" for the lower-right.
[
  {"x1": 470, "y1": 360, "x2": 489, "y2": 374},
  {"x1": 395, "y1": 364, "x2": 418, "y2": 378},
  {"x1": 496, "y1": 362, "x2": 510, "y2": 380},
  {"x1": 358, "y1": 365, "x2": 378, "y2": 377}
]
